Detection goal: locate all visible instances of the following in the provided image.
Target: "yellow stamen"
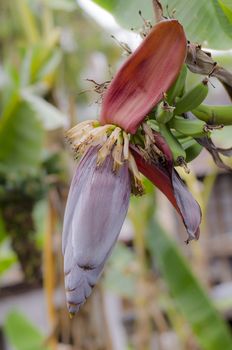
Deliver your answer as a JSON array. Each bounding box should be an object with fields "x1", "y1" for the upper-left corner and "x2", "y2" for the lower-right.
[
  {"x1": 128, "y1": 153, "x2": 144, "y2": 195},
  {"x1": 112, "y1": 136, "x2": 123, "y2": 173},
  {"x1": 143, "y1": 122, "x2": 154, "y2": 140},
  {"x1": 73, "y1": 125, "x2": 113, "y2": 154},
  {"x1": 97, "y1": 127, "x2": 122, "y2": 166},
  {"x1": 66, "y1": 125, "x2": 94, "y2": 144},
  {"x1": 67, "y1": 122, "x2": 147, "y2": 197},
  {"x1": 143, "y1": 123, "x2": 163, "y2": 157},
  {"x1": 123, "y1": 131, "x2": 130, "y2": 160},
  {"x1": 137, "y1": 146, "x2": 151, "y2": 163},
  {"x1": 66, "y1": 120, "x2": 98, "y2": 139}
]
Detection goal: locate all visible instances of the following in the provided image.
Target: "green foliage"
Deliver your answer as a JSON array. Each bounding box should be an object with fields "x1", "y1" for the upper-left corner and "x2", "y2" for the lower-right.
[
  {"x1": 0, "y1": 102, "x2": 44, "y2": 173},
  {"x1": 0, "y1": 255, "x2": 16, "y2": 276},
  {"x1": 92, "y1": 0, "x2": 153, "y2": 30},
  {"x1": 220, "y1": 0, "x2": 232, "y2": 14},
  {"x1": 36, "y1": 49, "x2": 62, "y2": 81},
  {"x1": 0, "y1": 11, "x2": 66, "y2": 174},
  {"x1": 47, "y1": 0, "x2": 77, "y2": 11},
  {"x1": 14, "y1": 0, "x2": 40, "y2": 44},
  {"x1": 0, "y1": 171, "x2": 48, "y2": 203},
  {"x1": 93, "y1": 0, "x2": 232, "y2": 49},
  {"x1": 218, "y1": 0, "x2": 232, "y2": 20},
  {"x1": 21, "y1": 91, "x2": 67, "y2": 130},
  {"x1": 4, "y1": 311, "x2": 50, "y2": 350},
  {"x1": 0, "y1": 213, "x2": 7, "y2": 243},
  {"x1": 19, "y1": 46, "x2": 62, "y2": 87},
  {"x1": 93, "y1": 0, "x2": 118, "y2": 12},
  {"x1": 104, "y1": 243, "x2": 137, "y2": 298},
  {"x1": 161, "y1": 0, "x2": 232, "y2": 49},
  {"x1": 211, "y1": 0, "x2": 232, "y2": 38},
  {"x1": 147, "y1": 219, "x2": 232, "y2": 350}
]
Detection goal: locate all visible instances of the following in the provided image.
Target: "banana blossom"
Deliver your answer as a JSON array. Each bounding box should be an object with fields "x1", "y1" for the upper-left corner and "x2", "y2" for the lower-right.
[{"x1": 62, "y1": 20, "x2": 201, "y2": 315}]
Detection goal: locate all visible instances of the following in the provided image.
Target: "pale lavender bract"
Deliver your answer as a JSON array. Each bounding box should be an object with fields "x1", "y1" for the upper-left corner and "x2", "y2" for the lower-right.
[{"x1": 62, "y1": 147, "x2": 131, "y2": 314}]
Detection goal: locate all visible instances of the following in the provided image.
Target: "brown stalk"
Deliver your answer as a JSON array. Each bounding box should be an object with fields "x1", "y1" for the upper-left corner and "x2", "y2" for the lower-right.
[{"x1": 186, "y1": 43, "x2": 232, "y2": 100}]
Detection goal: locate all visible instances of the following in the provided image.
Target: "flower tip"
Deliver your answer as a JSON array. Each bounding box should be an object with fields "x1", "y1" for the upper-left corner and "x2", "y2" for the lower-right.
[
  {"x1": 185, "y1": 228, "x2": 200, "y2": 244},
  {"x1": 69, "y1": 311, "x2": 75, "y2": 319},
  {"x1": 67, "y1": 302, "x2": 79, "y2": 317}
]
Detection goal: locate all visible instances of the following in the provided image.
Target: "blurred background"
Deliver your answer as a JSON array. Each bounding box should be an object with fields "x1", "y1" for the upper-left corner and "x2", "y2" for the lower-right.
[{"x1": 1, "y1": 0, "x2": 232, "y2": 349}]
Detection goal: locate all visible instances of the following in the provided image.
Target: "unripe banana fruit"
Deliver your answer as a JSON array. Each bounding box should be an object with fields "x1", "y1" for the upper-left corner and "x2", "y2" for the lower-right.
[
  {"x1": 156, "y1": 101, "x2": 175, "y2": 124},
  {"x1": 180, "y1": 138, "x2": 203, "y2": 162},
  {"x1": 169, "y1": 116, "x2": 209, "y2": 138},
  {"x1": 174, "y1": 78, "x2": 209, "y2": 115},
  {"x1": 192, "y1": 104, "x2": 232, "y2": 126},
  {"x1": 185, "y1": 142, "x2": 203, "y2": 163},
  {"x1": 159, "y1": 123, "x2": 186, "y2": 166},
  {"x1": 167, "y1": 64, "x2": 187, "y2": 104}
]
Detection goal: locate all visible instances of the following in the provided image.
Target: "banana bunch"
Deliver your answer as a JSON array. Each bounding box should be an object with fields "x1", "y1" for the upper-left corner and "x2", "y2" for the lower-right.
[
  {"x1": 148, "y1": 66, "x2": 218, "y2": 168},
  {"x1": 148, "y1": 118, "x2": 203, "y2": 168},
  {"x1": 158, "y1": 123, "x2": 203, "y2": 168},
  {"x1": 147, "y1": 61, "x2": 232, "y2": 170}
]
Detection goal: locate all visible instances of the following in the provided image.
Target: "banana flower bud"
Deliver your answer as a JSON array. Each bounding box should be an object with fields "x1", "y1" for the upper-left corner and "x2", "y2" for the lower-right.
[{"x1": 62, "y1": 19, "x2": 202, "y2": 315}]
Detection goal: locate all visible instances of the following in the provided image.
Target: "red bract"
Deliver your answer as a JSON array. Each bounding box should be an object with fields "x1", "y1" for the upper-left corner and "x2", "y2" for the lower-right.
[
  {"x1": 131, "y1": 132, "x2": 201, "y2": 242},
  {"x1": 100, "y1": 20, "x2": 187, "y2": 134}
]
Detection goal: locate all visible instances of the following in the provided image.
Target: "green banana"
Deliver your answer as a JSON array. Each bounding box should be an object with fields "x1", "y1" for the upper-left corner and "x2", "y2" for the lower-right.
[
  {"x1": 180, "y1": 137, "x2": 203, "y2": 162},
  {"x1": 171, "y1": 129, "x2": 190, "y2": 140},
  {"x1": 159, "y1": 123, "x2": 186, "y2": 166},
  {"x1": 185, "y1": 142, "x2": 203, "y2": 163},
  {"x1": 156, "y1": 101, "x2": 175, "y2": 124},
  {"x1": 174, "y1": 78, "x2": 209, "y2": 115},
  {"x1": 169, "y1": 116, "x2": 209, "y2": 138},
  {"x1": 167, "y1": 64, "x2": 187, "y2": 104},
  {"x1": 147, "y1": 119, "x2": 159, "y2": 132},
  {"x1": 192, "y1": 104, "x2": 232, "y2": 126},
  {"x1": 179, "y1": 136, "x2": 196, "y2": 148}
]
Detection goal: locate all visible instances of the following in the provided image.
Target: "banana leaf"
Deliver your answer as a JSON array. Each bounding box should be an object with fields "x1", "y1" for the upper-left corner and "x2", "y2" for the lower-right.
[
  {"x1": 0, "y1": 101, "x2": 44, "y2": 173},
  {"x1": 92, "y1": 0, "x2": 232, "y2": 49},
  {"x1": 147, "y1": 218, "x2": 232, "y2": 350},
  {"x1": 3, "y1": 311, "x2": 50, "y2": 350},
  {"x1": 0, "y1": 256, "x2": 16, "y2": 276},
  {"x1": 211, "y1": 0, "x2": 232, "y2": 38}
]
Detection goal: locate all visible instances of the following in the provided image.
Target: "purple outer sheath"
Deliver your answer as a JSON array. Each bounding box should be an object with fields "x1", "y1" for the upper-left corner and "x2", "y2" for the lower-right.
[{"x1": 62, "y1": 147, "x2": 131, "y2": 314}]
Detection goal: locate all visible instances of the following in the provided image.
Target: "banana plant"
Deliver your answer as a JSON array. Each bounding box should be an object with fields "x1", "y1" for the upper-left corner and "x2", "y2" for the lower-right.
[
  {"x1": 60, "y1": 3, "x2": 232, "y2": 350},
  {"x1": 0, "y1": 0, "x2": 67, "y2": 282}
]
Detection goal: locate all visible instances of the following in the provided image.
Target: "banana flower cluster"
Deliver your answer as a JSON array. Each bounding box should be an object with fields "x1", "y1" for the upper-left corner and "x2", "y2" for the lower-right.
[{"x1": 62, "y1": 20, "x2": 201, "y2": 315}]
